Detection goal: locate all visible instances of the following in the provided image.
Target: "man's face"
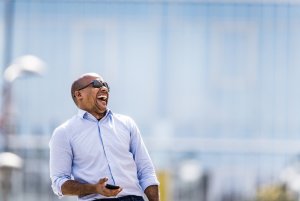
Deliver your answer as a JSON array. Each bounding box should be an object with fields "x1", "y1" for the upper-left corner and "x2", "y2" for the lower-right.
[{"x1": 76, "y1": 76, "x2": 110, "y2": 118}]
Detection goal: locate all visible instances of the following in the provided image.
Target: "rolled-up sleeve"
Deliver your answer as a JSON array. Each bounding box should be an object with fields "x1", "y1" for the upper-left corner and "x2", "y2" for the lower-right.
[
  {"x1": 49, "y1": 127, "x2": 73, "y2": 197},
  {"x1": 129, "y1": 118, "x2": 160, "y2": 191}
]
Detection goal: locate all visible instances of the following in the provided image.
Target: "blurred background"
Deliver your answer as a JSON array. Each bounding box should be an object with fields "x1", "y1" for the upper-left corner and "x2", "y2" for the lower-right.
[{"x1": 1, "y1": 0, "x2": 300, "y2": 201}]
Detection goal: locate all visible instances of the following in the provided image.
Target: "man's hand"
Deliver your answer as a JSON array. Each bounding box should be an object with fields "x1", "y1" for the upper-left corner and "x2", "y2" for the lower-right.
[{"x1": 95, "y1": 177, "x2": 122, "y2": 197}]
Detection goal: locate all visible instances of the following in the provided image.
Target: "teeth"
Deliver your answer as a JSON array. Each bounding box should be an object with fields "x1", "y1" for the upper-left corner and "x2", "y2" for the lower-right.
[{"x1": 98, "y1": 95, "x2": 107, "y2": 100}]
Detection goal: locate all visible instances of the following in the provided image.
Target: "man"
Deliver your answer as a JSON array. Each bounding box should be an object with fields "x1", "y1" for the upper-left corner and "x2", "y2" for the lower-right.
[{"x1": 49, "y1": 73, "x2": 160, "y2": 201}]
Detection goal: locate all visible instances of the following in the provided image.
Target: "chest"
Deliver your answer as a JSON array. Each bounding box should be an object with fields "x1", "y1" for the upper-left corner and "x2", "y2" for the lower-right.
[{"x1": 70, "y1": 121, "x2": 131, "y2": 161}]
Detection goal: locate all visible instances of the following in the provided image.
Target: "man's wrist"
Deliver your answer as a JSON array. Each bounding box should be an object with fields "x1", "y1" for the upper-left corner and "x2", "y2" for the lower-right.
[{"x1": 144, "y1": 185, "x2": 160, "y2": 201}]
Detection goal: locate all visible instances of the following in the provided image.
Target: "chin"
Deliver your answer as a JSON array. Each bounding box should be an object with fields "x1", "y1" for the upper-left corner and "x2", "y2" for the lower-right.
[{"x1": 100, "y1": 108, "x2": 107, "y2": 113}]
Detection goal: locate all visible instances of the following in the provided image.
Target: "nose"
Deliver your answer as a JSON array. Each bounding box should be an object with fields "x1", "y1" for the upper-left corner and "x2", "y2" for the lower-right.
[{"x1": 100, "y1": 86, "x2": 109, "y2": 92}]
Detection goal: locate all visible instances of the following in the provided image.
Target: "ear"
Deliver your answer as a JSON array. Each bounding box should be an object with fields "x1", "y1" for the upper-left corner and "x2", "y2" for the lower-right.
[{"x1": 74, "y1": 91, "x2": 82, "y2": 99}]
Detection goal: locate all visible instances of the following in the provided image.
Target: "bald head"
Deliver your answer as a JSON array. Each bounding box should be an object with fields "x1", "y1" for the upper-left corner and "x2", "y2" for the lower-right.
[{"x1": 71, "y1": 72, "x2": 103, "y2": 104}]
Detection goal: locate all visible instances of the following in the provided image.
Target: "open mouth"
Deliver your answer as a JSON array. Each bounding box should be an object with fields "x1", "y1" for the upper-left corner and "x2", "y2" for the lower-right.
[{"x1": 97, "y1": 95, "x2": 107, "y2": 101}]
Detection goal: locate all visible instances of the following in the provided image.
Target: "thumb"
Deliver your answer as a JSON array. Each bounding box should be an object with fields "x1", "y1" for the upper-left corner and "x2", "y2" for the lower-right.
[{"x1": 98, "y1": 177, "x2": 108, "y2": 185}]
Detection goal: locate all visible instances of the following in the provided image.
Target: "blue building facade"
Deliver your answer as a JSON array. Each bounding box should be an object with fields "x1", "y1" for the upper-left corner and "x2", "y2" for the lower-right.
[{"x1": 1, "y1": 1, "x2": 300, "y2": 201}]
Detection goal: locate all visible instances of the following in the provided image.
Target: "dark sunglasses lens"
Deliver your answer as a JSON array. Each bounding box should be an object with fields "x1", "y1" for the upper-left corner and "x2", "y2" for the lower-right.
[
  {"x1": 103, "y1": 82, "x2": 109, "y2": 88},
  {"x1": 92, "y1": 80, "x2": 102, "y2": 88},
  {"x1": 93, "y1": 80, "x2": 109, "y2": 90}
]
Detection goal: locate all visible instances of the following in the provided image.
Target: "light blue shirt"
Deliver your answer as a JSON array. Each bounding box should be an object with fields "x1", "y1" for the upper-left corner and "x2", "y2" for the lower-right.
[{"x1": 49, "y1": 109, "x2": 159, "y2": 200}]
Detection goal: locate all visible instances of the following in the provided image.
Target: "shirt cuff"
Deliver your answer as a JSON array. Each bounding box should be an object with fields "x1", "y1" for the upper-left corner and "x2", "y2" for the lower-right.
[
  {"x1": 52, "y1": 177, "x2": 70, "y2": 198},
  {"x1": 140, "y1": 177, "x2": 160, "y2": 191}
]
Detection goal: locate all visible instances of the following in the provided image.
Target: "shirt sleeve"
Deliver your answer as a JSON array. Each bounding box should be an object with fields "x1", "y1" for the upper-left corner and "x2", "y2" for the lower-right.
[
  {"x1": 49, "y1": 126, "x2": 73, "y2": 197},
  {"x1": 128, "y1": 118, "x2": 160, "y2": 191}
]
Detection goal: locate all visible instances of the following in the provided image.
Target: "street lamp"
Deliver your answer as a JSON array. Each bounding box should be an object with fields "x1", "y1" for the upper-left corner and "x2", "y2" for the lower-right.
[
  {"x1": 1, "y1": 54, "x2": 46, "y2": 148},
  {"x1": 0, "y1": 152, "x2": 23, "y2": 201},
  {"x1": 3, "y1": 54, "x2": 46, "y2": 82},
  {"x1": 0, "y1": 54, "x2": 46, "y2": 201}
]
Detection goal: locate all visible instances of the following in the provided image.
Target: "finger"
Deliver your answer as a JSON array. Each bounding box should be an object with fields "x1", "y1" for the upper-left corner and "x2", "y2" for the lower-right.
[
  {"x1": 113, "y1": 187, "x2": 123, "y2": 194},
  {"x1": 107, "y1": 188, "x2": 123, "y2": 197},
  {"x1": 117, "y1": 188, "x2": 123, "y2": 193},
  {"x1": 98, "y1": 177, "x2": 108, "y2": 184}
]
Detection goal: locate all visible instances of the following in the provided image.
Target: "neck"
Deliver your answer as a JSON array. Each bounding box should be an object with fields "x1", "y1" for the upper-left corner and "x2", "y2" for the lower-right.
[{"x1": 95, "y1": 110, "x2": 107, "y2": 120}]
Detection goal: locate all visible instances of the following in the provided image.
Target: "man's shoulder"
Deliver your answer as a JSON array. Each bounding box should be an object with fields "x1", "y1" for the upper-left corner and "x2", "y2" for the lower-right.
[
  {"x1": 52, "y1": 115, "x2": 79, "y2": 136},
  {"x1": 110, "y1": 112, "x2": 138, "y2": 131},
  {"x1": 111, "y1": 112, "x2": 133, "y2": 122}
]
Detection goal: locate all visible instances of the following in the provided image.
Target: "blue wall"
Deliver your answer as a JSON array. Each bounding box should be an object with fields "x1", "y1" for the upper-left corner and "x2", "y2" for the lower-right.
[{"x1": 1, "y1": 1, "x2": 300, "y2": 200}]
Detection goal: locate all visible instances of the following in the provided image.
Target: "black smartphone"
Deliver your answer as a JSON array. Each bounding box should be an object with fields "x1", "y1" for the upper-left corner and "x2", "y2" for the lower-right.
[{"x1": 105, "y1": 184, "x2": 120, "y2": 190}]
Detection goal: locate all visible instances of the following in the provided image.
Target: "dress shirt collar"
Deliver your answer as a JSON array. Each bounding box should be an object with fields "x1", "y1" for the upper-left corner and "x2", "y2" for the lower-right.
[{"x1": 77, "y1": 108, "x2": 112, "y2": 121}]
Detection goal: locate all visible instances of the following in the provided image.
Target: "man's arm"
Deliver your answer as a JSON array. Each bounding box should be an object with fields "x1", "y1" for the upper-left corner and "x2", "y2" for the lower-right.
[
  {"x1": 61, "y1": 177, "x2": 122, "y2": 197},
  {"x1": 144, "y1": 185, "x2": 160, "y2": 201},
  {"x1": 128, "y1": 118, "x2": 160, "y2": 201},
  {"x1": 62, "y1": 180, "x2": 97, "y2": 196}
]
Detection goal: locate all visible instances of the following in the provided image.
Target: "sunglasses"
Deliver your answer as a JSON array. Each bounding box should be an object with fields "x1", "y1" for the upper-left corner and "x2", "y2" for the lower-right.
[{"x1": 77, "y1": 80, "x2": 110, "y2": 92}]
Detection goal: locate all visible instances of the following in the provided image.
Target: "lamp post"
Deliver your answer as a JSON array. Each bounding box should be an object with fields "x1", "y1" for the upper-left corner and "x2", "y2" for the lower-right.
[
  {"x1": 0, "y1": 152, "x2": 23, "y2": 201},
  {"x1": 0, "y1": 54, "x2": 46, "y2": 201},
  {"x1": 1, "y1": 54, "x2": 46, "y2": 150}
]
